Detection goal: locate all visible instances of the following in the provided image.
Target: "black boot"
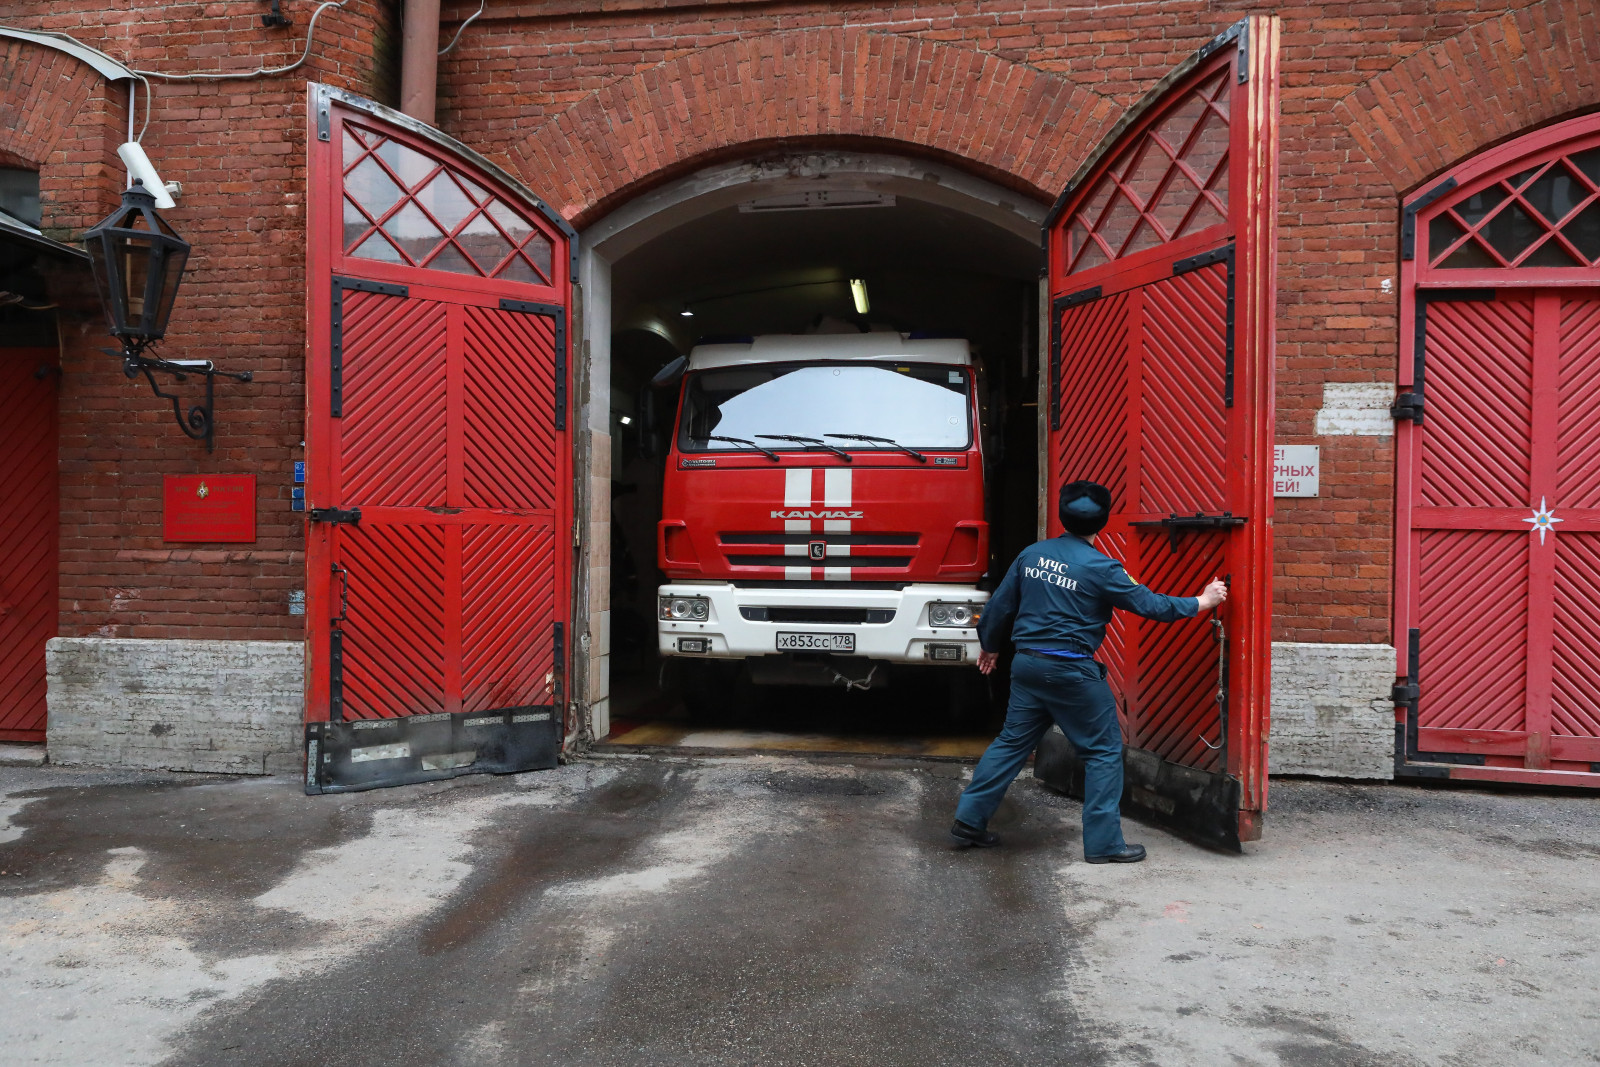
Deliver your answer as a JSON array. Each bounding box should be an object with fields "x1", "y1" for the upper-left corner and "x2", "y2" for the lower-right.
[
  {"x1": 950, "y1": 819, "x2": 1001, "y2": 848},
  {"x1": 1085, "y1": 843, "x2": 1146, "y2": 864}
]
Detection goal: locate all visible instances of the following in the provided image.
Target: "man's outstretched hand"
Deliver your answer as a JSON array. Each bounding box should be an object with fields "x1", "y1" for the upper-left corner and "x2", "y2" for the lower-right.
[
  {"x1": 977, "y1": 649, "x2": 999, "y2": 675},
  {"x1": 1197, "y1": 577, "x2": 1229, "y2": 612}
]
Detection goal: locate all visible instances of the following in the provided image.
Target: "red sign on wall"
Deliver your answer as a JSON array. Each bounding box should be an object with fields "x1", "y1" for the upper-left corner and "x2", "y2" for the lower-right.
[{"x1": 163, "y1": 475, "x2": 256, "y2": 542}]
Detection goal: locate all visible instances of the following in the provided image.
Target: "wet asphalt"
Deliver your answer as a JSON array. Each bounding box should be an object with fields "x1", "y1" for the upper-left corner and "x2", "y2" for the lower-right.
[{"x1": 2, "y1": 757, "x2": 1598, "y2": 1066}]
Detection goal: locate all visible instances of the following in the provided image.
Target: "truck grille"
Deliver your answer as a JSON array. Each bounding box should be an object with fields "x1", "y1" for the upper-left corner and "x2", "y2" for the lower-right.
[
  {"x1": 725, "y1": 555, "x2": 914, "y2": 568},
  {"x1": 719, "y1": 532, "x2": 919, "y2": 571},
  {"x1": 720, "y1": 533, "x2": 919, "y2": 546},
  {"x1": 739, "y1": 607, "x2": 896, "y2": 624}
]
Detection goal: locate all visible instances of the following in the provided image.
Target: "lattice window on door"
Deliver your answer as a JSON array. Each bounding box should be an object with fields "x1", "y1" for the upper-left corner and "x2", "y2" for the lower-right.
[
  {"x1": 341, "y1": 123, "x2": 555, "y2": 285},
  {"x1": 1427, "y1": 146, "x2": 1600, "y2": 269},
  {"x1": 1063, "y1": 68, "x2": 1231, "y2": 274}
]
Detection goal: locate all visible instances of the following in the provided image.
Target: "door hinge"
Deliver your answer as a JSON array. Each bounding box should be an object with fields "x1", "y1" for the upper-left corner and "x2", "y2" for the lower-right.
[
  {"x1": 310, "y1": 507, "x2": 362, "y2": 524},
  {"x1": 315, "y1": 87, "x2": 331, "y2": 141},
  {"x1": 500, "y1": 298, "x2": 568, "y2": 431},
  {"x1": 1049, "y1": 286, "x2": 1106, "y2": 432},
  {"x1": 329, "y1": 562, "x2": 351, "y2": 722},
  {"x1": 1392, "y1": 626, "x2": 1483, "y2": 775},
  {"x1": 330, "y1": 277, "x2": 407, "y2": 417},
  {"x1": 1390, "y1": 391, "x2": 1422, "y2": 423},
  {"x1": 1172, "y1": 244, "x2": 1236, "y2": 407},
  {"x1": 1401, "y1": 177, "x2": 1458, "y2": 261}
]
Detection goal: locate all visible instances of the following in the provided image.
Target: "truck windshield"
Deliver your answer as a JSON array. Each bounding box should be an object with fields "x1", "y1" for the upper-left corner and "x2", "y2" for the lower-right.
[{"x1": 678, "y1": 362, "x2": 972, "y2": 452}]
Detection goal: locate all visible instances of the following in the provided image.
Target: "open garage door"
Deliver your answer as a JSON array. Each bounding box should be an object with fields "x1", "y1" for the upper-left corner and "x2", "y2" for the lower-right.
[
  {"x1": 303, "y1": 85, "x2": 575, "y2": 792},
  {"x1": 1035, "y1": 18, "x2": 1279, "y2": 849}
]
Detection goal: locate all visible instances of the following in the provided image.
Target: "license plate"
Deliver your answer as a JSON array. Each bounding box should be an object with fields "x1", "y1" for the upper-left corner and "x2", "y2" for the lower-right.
[{"x1": 776, "y1": 632, "x2": 855, "y2": 652}]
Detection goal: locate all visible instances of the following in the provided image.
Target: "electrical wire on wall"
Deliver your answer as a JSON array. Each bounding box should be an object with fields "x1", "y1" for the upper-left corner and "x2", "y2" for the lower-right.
[
  {"x1": 2, "y1": 0, "x2": 348, "y2": 143},
  {"x1": 130, "y1": 0, "x2": 347, "y2": 80},
  {"x1": 438, "y1": 0, "x2": 486, "y2": 55}
]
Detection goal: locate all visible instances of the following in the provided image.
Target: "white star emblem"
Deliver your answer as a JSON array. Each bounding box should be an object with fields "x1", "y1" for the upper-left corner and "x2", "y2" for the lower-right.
[{"x1": 1523, "y1": 497, "x2": 1562, "y2": 544}]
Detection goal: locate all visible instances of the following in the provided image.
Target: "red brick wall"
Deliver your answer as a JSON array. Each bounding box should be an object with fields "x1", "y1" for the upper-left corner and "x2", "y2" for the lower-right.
[
  {"x1": 3, "y1": 0, "x2": 1595, "y2": 645},
  {"x1": 2, "y1": 2, "x2": 397, "y2": 640}
]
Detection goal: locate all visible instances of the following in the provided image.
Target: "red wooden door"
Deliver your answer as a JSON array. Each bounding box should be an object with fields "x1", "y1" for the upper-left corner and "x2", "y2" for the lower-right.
[
  {"x1": 1396, "y1": 114, "x2": 1600, "y2": 787},
  {"x1": 0, "y1": 348, "x2": 57, "y2": 743},
  {"x1": 1398, "y1": 292, "x2": 1600, "y2": 781},
  {"x1": 1037, "y1": 17, "x2": 1279, "y2": 849},
  {"x1": 303, "y1": 86, "x2": 574, "y2": 792}
]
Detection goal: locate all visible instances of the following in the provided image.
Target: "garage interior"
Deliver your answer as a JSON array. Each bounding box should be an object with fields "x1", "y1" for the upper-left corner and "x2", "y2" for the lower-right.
[{"x1": 595, "y1": 156, "x2": 1045, "y2": 755}]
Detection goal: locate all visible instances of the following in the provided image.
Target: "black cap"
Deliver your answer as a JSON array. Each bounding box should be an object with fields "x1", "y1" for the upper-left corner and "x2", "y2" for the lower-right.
[{"x1": 1059, "y1": 480, "x2": 1112, "y2": 537}]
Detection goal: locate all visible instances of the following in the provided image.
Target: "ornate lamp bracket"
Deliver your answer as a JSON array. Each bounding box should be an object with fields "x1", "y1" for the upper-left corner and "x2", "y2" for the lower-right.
[{"x1": 103, "y1": 343, "x2": 253, "y2": 452}]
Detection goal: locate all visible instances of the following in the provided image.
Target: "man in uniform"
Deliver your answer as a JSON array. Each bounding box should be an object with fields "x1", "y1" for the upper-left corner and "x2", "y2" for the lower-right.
[{"x1": 950, "y1": 480, "x2": 1228, "y2": 863}]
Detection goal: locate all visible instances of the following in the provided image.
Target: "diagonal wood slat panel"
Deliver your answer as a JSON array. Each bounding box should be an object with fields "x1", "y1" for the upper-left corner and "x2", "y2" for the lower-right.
[
  {"x1": 341, "y1": 292, "x2": 449, "y2": 506},
  {"x1": 340, "y1": 524, "x2": 447, "y2": 719},
  {"x1": 1421, "y1": 299, "x2": 1533, "y2": 508},
  {"x1": 1095, "y1": 529, "x2": 1133, "y2": 737},
  {"x1": 463, "y1": 306, "x2": 557, "y2": 510},
  {"x1": 1417, "y1": 529, "x2": 1528, "y2": 734},
  {"x1": 1055, "y1": 293, "x2": 1130, "y2": 501},
  {"x1": 1129, "y1": 531, "x2": 1224, "y2": 771},
  {"x1": 462, "y1": 524, "x2": 557, "y2": 712},
  {"x1": 1139, "y1": 265, "x2": 1228, "y2": 515},
  {"x1": 1557, "y1": 296, "x2": 1600, "y2": 508},
  {"x1": 0, "y1": 354, "x2": 57, "y2": 739},
  {"x1": 1552, "y1": 533, "x2": 1600, "y2": 738},
  {"x1": 1048, "y1": 266, "x2": 1229, "y2": 777}
]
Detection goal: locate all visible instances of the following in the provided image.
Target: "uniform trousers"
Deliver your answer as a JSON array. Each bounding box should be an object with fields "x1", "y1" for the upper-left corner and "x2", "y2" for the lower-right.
[{"x1": 954, "y1": 653, "x2": 1127, "y2": 858}]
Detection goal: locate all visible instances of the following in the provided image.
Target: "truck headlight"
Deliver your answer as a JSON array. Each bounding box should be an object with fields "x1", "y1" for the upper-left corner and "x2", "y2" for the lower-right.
[
  {"x1": 928, "y1": 602, "x2": 982, "y2": 628},
  {"x1": 660, "y1": 595, "x2": 710, "y2": 621}
]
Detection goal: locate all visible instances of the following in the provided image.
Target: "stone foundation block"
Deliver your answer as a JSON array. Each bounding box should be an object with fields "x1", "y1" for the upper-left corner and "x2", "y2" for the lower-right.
[
  {"x1": 46, "y1": 638, "x2": 304, "y2": 775},
  {"x1": 1270, "y1": 642, "x2": 1397, "y2": 780}
]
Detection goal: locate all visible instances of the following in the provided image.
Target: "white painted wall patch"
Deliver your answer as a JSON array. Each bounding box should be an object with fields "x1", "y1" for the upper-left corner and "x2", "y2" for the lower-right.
[{"x1": 1314, "y1": 382, "x2": 1394, "y2": 436}]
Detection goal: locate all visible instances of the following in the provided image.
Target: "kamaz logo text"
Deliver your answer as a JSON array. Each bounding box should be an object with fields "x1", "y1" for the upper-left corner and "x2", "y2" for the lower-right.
[{"x1": 770, "y1": 509, "x2": 864, "y2": 519}]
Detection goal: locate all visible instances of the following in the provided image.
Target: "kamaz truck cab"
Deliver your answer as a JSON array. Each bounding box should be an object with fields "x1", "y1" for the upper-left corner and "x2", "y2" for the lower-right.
[{"x1": 655, "y1": 332, "x2": 989, "y2": 703}]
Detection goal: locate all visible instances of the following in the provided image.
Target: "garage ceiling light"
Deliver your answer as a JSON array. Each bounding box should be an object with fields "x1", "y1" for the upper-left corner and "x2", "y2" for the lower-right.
[
  {"x1": 738, "y1": 191, "x2": 896, "y2": 213},
  {"x1": 850, "y1": 278, "x2": 870, "y2": 315}
]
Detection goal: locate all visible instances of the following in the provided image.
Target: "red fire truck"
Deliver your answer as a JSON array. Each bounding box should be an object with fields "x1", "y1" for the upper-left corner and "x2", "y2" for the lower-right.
[{"x1": 654, "y1": 332, "x2": 990, "y2": 707}]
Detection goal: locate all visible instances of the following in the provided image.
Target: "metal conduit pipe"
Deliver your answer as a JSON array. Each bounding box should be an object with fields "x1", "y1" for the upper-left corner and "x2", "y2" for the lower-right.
[{"x1": 399, "y1": 0, "x2": 441, "y2": 124}]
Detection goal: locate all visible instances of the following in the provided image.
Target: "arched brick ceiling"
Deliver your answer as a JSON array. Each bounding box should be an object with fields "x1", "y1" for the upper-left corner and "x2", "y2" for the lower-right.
[{"x1": 507, "y1": 28, "x2": 1121, "y2": 226}]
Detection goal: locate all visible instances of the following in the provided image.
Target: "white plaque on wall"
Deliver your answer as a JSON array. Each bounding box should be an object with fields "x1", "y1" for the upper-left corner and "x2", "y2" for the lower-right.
[{"x1": 1274, "y1": 445, "x2": 1320, "y2": 498}]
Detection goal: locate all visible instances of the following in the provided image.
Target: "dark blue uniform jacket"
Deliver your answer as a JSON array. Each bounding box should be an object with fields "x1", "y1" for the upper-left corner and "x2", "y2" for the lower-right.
[{"x1": 977, "y1": 535, "x2": 1198, "y2": 657}]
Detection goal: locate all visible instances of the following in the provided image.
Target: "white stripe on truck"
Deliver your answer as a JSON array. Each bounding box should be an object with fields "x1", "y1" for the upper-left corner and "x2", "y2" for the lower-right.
[
  {"x1": 824, "y1": 468, "x2": 851, "y2": 507},
  {"x1": 785, "y1": 468, "x2": 812, "y2": 507}
]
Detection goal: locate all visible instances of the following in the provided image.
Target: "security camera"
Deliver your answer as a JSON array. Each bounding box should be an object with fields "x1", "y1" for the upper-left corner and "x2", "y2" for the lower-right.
[{"x1": 117, "y1": 141, "x2": 177, "y2": 210}]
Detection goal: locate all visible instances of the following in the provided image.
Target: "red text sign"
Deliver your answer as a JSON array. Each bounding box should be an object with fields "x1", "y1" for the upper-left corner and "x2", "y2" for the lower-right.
[{"x1": 163, "y1": 475, "x2": 256, "y2": 542}]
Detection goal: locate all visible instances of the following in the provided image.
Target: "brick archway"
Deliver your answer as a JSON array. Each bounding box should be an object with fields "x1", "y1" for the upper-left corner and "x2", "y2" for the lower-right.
[
  {"x1": 1333, "y1": 0, "x2": 1599, "y2": 194},
  {"x1": 508, "y1": 28, "x2": 1119, "y2": 226},
  {"x1": 0, "y1": 38, "x2": 126, "y2": 236}
]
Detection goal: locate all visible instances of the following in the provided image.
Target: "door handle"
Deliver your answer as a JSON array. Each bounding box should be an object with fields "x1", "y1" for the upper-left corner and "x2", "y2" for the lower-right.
[{"x1": 1131, "y1": 512, "x2": 1247, "y2": 552}]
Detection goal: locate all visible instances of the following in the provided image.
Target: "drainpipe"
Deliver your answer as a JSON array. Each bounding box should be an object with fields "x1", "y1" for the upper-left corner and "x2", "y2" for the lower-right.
[{"x1": 399, "y1": 0, "x2": 440, "y2": 124}]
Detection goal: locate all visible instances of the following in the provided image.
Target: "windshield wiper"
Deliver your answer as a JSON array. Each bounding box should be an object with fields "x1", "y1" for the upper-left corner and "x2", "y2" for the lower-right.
[
  {"x1": 825, "y1": 433, "x2": 927, "y2": 463},
  {"x1": 755, "y1": 434, "x2": 854, "y2": 462},
  {"x1": 706, "y1": 435, "x2": 781, "y2": 461}
]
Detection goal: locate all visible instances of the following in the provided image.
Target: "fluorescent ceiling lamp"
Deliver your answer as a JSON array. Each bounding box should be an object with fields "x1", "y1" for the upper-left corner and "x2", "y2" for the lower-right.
[
  {"x1": 619, "y1": 415, "x2": 633, "y2": 425},
  {"x1": 738, "y1": 191, "x2": 896, "y2": 213},
  {"x1": 850, "y1": 278, "x2": 870, "y2": 316},
  {"x1": 680, "y1": 306, "x2": 694, "y2": 317}
]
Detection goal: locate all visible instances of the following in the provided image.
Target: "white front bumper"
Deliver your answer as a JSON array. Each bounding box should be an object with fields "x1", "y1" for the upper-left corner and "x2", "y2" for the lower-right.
[{"x1": 657, "y1": 583, "x2": 988, "y2": 664}]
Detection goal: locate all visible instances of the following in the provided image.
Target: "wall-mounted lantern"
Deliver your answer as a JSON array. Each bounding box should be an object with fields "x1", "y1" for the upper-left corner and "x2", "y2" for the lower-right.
[{"x1": 83, "y1": 178, "x2": 250, "y2": 451}]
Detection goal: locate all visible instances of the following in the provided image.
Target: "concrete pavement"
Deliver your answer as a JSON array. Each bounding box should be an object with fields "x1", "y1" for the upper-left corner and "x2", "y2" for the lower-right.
[{"x1": 1, "y1": 756, "x2": 1597, "y2": 1066}]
